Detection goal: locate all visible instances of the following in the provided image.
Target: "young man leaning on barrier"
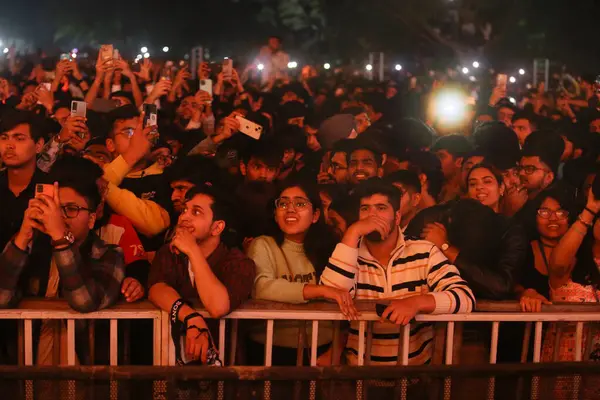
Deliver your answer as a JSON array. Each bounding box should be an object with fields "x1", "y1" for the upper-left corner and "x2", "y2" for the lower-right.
[
  {"x1": 320, "y1": 178, "x2": 475, "y2": 366},
  {"x1": 148, "y1": 184, "x2": 255, "y2": 365},
  {"x1": 0, "y1": 156, "x2": 125, "y2": 364}
]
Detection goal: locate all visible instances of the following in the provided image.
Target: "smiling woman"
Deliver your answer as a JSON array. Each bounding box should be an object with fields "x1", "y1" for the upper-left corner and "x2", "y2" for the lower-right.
[{"x1": 246, "y1": 179, "x2": 353, "y2": 367}]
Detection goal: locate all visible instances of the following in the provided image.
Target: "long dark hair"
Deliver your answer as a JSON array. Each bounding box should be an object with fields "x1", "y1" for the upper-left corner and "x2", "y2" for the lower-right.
[{"x1": 269, "y1": 179, "x2": 338, "y2": 279}]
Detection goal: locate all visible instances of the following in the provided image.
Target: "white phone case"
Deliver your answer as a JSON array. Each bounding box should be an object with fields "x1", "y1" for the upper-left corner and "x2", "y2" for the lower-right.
[{"x1": 235, "y1": 115, "x2": 263, "y2": 140}]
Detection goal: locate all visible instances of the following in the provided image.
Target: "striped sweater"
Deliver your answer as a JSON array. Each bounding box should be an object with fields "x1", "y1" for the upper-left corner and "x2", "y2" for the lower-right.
[{"x1": 320, "y1": 233, "x2": 475, "y2": 365}]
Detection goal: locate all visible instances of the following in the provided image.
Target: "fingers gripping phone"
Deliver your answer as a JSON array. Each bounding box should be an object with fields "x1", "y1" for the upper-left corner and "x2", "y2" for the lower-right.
[
  {"x1": 143, "y1": 104, "x2": 158, "y2": 128},
  {"x1": 71, "y1": 101, "x2": 87, "y2": 118},
  {"x1": 496, "y1": 74, "x2": 508, "y2": 91},
  {"x1": 100, "y1": 44, "x2": 114, "y2": 66}
]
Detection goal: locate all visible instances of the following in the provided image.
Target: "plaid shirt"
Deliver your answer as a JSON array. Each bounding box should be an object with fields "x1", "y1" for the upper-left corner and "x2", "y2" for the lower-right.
[{"x1": 0, "y1": 232, "x2": 125, "y2": 312}]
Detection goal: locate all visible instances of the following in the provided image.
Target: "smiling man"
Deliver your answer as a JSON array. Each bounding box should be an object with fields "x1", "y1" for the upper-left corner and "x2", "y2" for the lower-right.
[{"x1": 347, "y1": 140, "x2": 384, "y2": 186}]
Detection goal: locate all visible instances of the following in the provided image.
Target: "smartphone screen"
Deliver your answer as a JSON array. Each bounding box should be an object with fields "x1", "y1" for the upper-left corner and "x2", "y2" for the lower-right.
[
  {"x1": 497, "y1": 74, "x2": 508, "y2": 90},
  {"x1": 222, "y1": 59, "x2": 233, "y2": 80}
]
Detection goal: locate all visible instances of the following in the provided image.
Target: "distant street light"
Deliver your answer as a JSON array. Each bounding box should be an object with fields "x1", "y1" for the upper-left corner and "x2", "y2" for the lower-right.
[
  {"x1": 395, "y1": 64, "x2": 402, "y2": 71},
  {"x1": 509, "y1": 76, "x2": 516, "y2": 83},
  {"x1": 140, "y1": 46, "x2": 148, "y2": 53},
  {"x1": 462, "y1": 67, "x2": 469, "y2": 74},
  {"x1": 324, "y1": 63, "x2": 331, "y2": 70},
  {"x1": 257, "y1": 64, "x2": 265, "y2": 71},
  {"x1": 519, "y1": 68, "x2": 525, "y2": 75},
  {"x1": 143, "y1": 52, "x2": 150, "y2": 59},
  {"x1": 366, "y1": 64, "x2": 373, "y2": 71},
  {"x1": 162, "y1": 46, "x2": 169, "y2": 53},
  {"x1": 2, "y1": 48, "x2": 8, "y2": 54},
  {"x1": 472, "y1": 61, "x2": 480, "y2": 68}
]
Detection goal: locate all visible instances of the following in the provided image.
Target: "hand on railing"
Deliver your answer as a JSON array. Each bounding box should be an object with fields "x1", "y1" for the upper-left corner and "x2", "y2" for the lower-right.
[
  {"x1": 121, "y1": 278, "x2": 145, "y2": 303},
  {"x1": 320, "y1": 286, "x2": 360, "y2": 321},
  {"x1": 519, "y1": 289, "x2": 551, "y2": 312},
  {"x1": 380, "y1": 295, "x2": 435, "y2": 325},
  {"x1": 186, "y1": 315, "x2": 210, "y2": 363}
]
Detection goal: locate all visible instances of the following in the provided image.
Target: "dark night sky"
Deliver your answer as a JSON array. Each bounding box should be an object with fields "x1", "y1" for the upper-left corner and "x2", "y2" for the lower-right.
[{"x1": 1, "y1": 0, "x2": 600, "y2": 70}]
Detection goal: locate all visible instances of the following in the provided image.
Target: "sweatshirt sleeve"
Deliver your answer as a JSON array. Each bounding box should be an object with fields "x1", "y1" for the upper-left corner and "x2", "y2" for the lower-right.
[
  {"x1": 426, "y1": 245, "x2": 475, "y2": 314},
  {"x1": 105, "y1": 182, "x2": 170, "y2": 237},
  {"x1": 319, "y1": 243, "x2": 358, "y2": 296},
  {"x1": 103, "y1": 156, "x2": 131, "y2": 187},
  {"x1": 248, "y1": 237, "x2": 307, "y2": 304}
]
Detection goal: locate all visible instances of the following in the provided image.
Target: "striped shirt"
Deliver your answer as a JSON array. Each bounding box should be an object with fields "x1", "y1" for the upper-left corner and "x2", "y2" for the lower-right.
[{"x1": 320, "y1": 233, "x2": 475, "y2": 365}]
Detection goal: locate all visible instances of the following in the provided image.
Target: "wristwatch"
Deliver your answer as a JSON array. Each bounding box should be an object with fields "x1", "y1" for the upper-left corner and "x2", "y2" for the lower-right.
[
  {"x1": 51, "y1": 231, "x2": 75, "y2": 248},
  {"x1": 441, "y1": 243, "x2": 450, "y2": 251}
]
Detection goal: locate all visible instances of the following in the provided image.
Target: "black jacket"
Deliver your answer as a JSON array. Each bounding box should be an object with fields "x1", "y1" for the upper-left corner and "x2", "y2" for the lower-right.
[{"x1": 406, "y1": 200, "x2": 529, "y2": 300}]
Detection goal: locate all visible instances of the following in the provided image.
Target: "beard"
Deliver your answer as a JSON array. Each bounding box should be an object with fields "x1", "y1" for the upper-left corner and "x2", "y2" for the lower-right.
[{"x1": 365, "y1": 220, "x2": 396, "y2": 243}]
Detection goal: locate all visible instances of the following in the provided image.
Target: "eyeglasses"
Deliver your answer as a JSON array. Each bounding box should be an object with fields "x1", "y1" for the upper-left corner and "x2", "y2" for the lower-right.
[
  {"x1": 537, "y1": 208, "x2": 569, "y2": 220},
  {"x1": 518, "y1": 165, "x2": 548, "y2": 175},
  {"x1": 330, "y1": 162, "x2": 348, "y2": 172},
  {"x1": 275, "y1": 197, "x2": 312, "y2": 210},
  {"x1": 116, "y1": 128, "x2": 135, "y2": 138},
  {"x1": 156, "y1": 154, "x2": 177, "y2": 165},
  {"x1": 61, "y1": 205, "x2": 93, "y2": 219}
]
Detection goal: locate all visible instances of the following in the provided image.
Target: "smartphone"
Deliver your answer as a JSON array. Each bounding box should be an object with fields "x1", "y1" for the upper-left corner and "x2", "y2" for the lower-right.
[
  {"x1": 234, "y1": 115, "x2": 263, "y2": 140},
  {"x1": 71, "y1": 101, "x2": 87, "y2": 118},
  {"x1": 497, "y1": 74, "x2": 508, "y2": 90},
  {"x1": 40, "y1": 83, "x2": 51, "y2": 91},
  {"x1": 375, "y1": 303, "x2": 388, "y2": 318},
  {"x1": 35, "y1": 184, "x2": 54, "y2": 199},
  {"x1": 199, "y1": 79, "x2": 213, "y2": 97},
  {"x1": 113, "y1": 49, "x2": 120, "y2": 60},
  {"x1": 60, "y1": 53, "x2": 71, "y2": 62},
  {"x1": 222, "y1": 59, "x2": 233, "y2": 80},
  {"x1": 592, "y1": 175, "x2": 600, "y2": 199},
  {"x1": 100, "y1": 44, "x2": 114, "y2": 66},
  {"x1": 143, "y1": 104, "x2": 158, "y2": 128}
]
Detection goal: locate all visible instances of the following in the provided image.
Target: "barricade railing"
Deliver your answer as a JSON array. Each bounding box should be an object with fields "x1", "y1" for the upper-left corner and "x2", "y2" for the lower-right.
[{"x1": 1, "y1": 299, "x2": 600, "y2": 400}]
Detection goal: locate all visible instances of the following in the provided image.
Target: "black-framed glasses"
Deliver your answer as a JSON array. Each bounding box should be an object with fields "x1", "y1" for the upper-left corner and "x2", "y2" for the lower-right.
[
  {"x1": 518, "y1": 165, "x2": 548, "y2": 175},
  {"x1": 61, "y1": 205, "x2": 93, "y2": 219},
  {"x1": 274, "y1": 197, "x2": 312, "y2": 210},
  {"x1": 537, "y1": 208, "x2": 569, "y2": 220}
]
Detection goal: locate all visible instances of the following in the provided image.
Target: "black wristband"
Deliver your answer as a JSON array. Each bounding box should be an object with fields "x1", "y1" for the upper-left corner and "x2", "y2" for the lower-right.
[
  {"x1": 585, "y1": 207, "x2": 598, "y2": 217},
  {"x1": 183, "y1": 312, "x2": 202, "y2": 327},
  {"x1": 170, "y1": 298, "x2": 185, "y2": 325}
]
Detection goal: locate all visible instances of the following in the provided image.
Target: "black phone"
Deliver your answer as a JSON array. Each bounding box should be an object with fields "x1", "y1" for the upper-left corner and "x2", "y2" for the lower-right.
[
  {"x1": 375, "y1": 303, "x2": 388, "y2": 318},
  {"x1": 592, "y1": 174, "x2": 600, "y2": 199},
  {"x1": 143, "y1": 104, "x2": 158, "y2": 128}
]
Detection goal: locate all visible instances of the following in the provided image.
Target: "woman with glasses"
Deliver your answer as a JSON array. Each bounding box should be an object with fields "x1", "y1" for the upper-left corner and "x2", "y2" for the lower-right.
[
  {"x1": 246, "y1": 179, "x2": 357, "y2": 367},
  {"x1": 517, "y1": 185, "x2": 575, "y2": 312}
]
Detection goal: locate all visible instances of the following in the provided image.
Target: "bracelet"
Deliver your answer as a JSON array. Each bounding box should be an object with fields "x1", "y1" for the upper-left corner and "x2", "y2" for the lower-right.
[
  {"x1": 577, "y1": 215, "x2": 593, "y2": 228},
  {"x1": 169, "y1": 298, "x2": 185, "y2": 325},
  {"x1": 183, "y1": 312, "x2": 202, "y2": 327},
  {"x1": 585, "y1": 207, "x2": 598, "y2": 217}
]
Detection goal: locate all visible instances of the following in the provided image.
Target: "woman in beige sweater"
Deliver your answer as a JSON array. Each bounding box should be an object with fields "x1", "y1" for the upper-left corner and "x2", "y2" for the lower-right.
[{"x1": 246, "y1": 180, "x2": 357, "y2": 365}]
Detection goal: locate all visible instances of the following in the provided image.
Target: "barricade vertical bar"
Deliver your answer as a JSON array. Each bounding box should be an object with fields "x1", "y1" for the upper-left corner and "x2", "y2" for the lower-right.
[
  {"x1": 88, "y1": 320, "x2": 95, "y2": 365},
  {"x1": 487, "y1": 322, "x2": 499, "y2": 400},
  {"x1": 110, "y1": 319, "x2": 118, "y2": 400},
  {"x1": 218, "y1": 319, "x2": 226, "y2": 400},
  {"x1": 67, "y1": 319, "x2": 76, "y2": 400},
  {"x1": 153, "y1": 317, "x2": 161, "y2": 366},
  {"x1": 365, "y1": 321, "x2": 373, "y2": 365},
  {"x1": 310, "y1": 321, "x2": 319, "y2": 400},
  {"x1": 229, "y1": 319, "x2": 239, "y2": 365},
  {"x1": 263, "y1": 319, "x2": 274, "y2": 400},
  {"x1": 357, "y1": 321, "x2": 366, "y2": 400},
  {"x1": 444, "y1": 321, "x2": 455, "y2": 400},
  {"x1": 394, "y1": 324, "x2": 410, "y2": 400},
  {"x1": 530, "y1": 321, "x2": 543, "y2": 400},
  {"x1": 329, "y1": 321, "x2": 341, "y2": 399},
  {"x1": 24, "y1": 319, "x2": 33, "y2": 400},
  {"x1": 573, "y1": 322, "x2": 584, "y2": 400}
]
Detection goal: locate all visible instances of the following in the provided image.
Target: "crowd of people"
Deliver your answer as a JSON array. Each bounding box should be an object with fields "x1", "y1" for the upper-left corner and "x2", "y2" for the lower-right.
[{"x1": 1, "y1": 35, "x2": 600, "y2": 377}]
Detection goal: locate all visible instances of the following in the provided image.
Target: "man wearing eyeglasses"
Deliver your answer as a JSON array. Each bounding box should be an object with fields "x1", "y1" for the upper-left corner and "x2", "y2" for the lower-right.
[
  {"x1": 514, "y1": 131, "x2": 565, "y2": 238},
  {"x1": 0, "y1": 157, "x2": 124, "y2": 364}
]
